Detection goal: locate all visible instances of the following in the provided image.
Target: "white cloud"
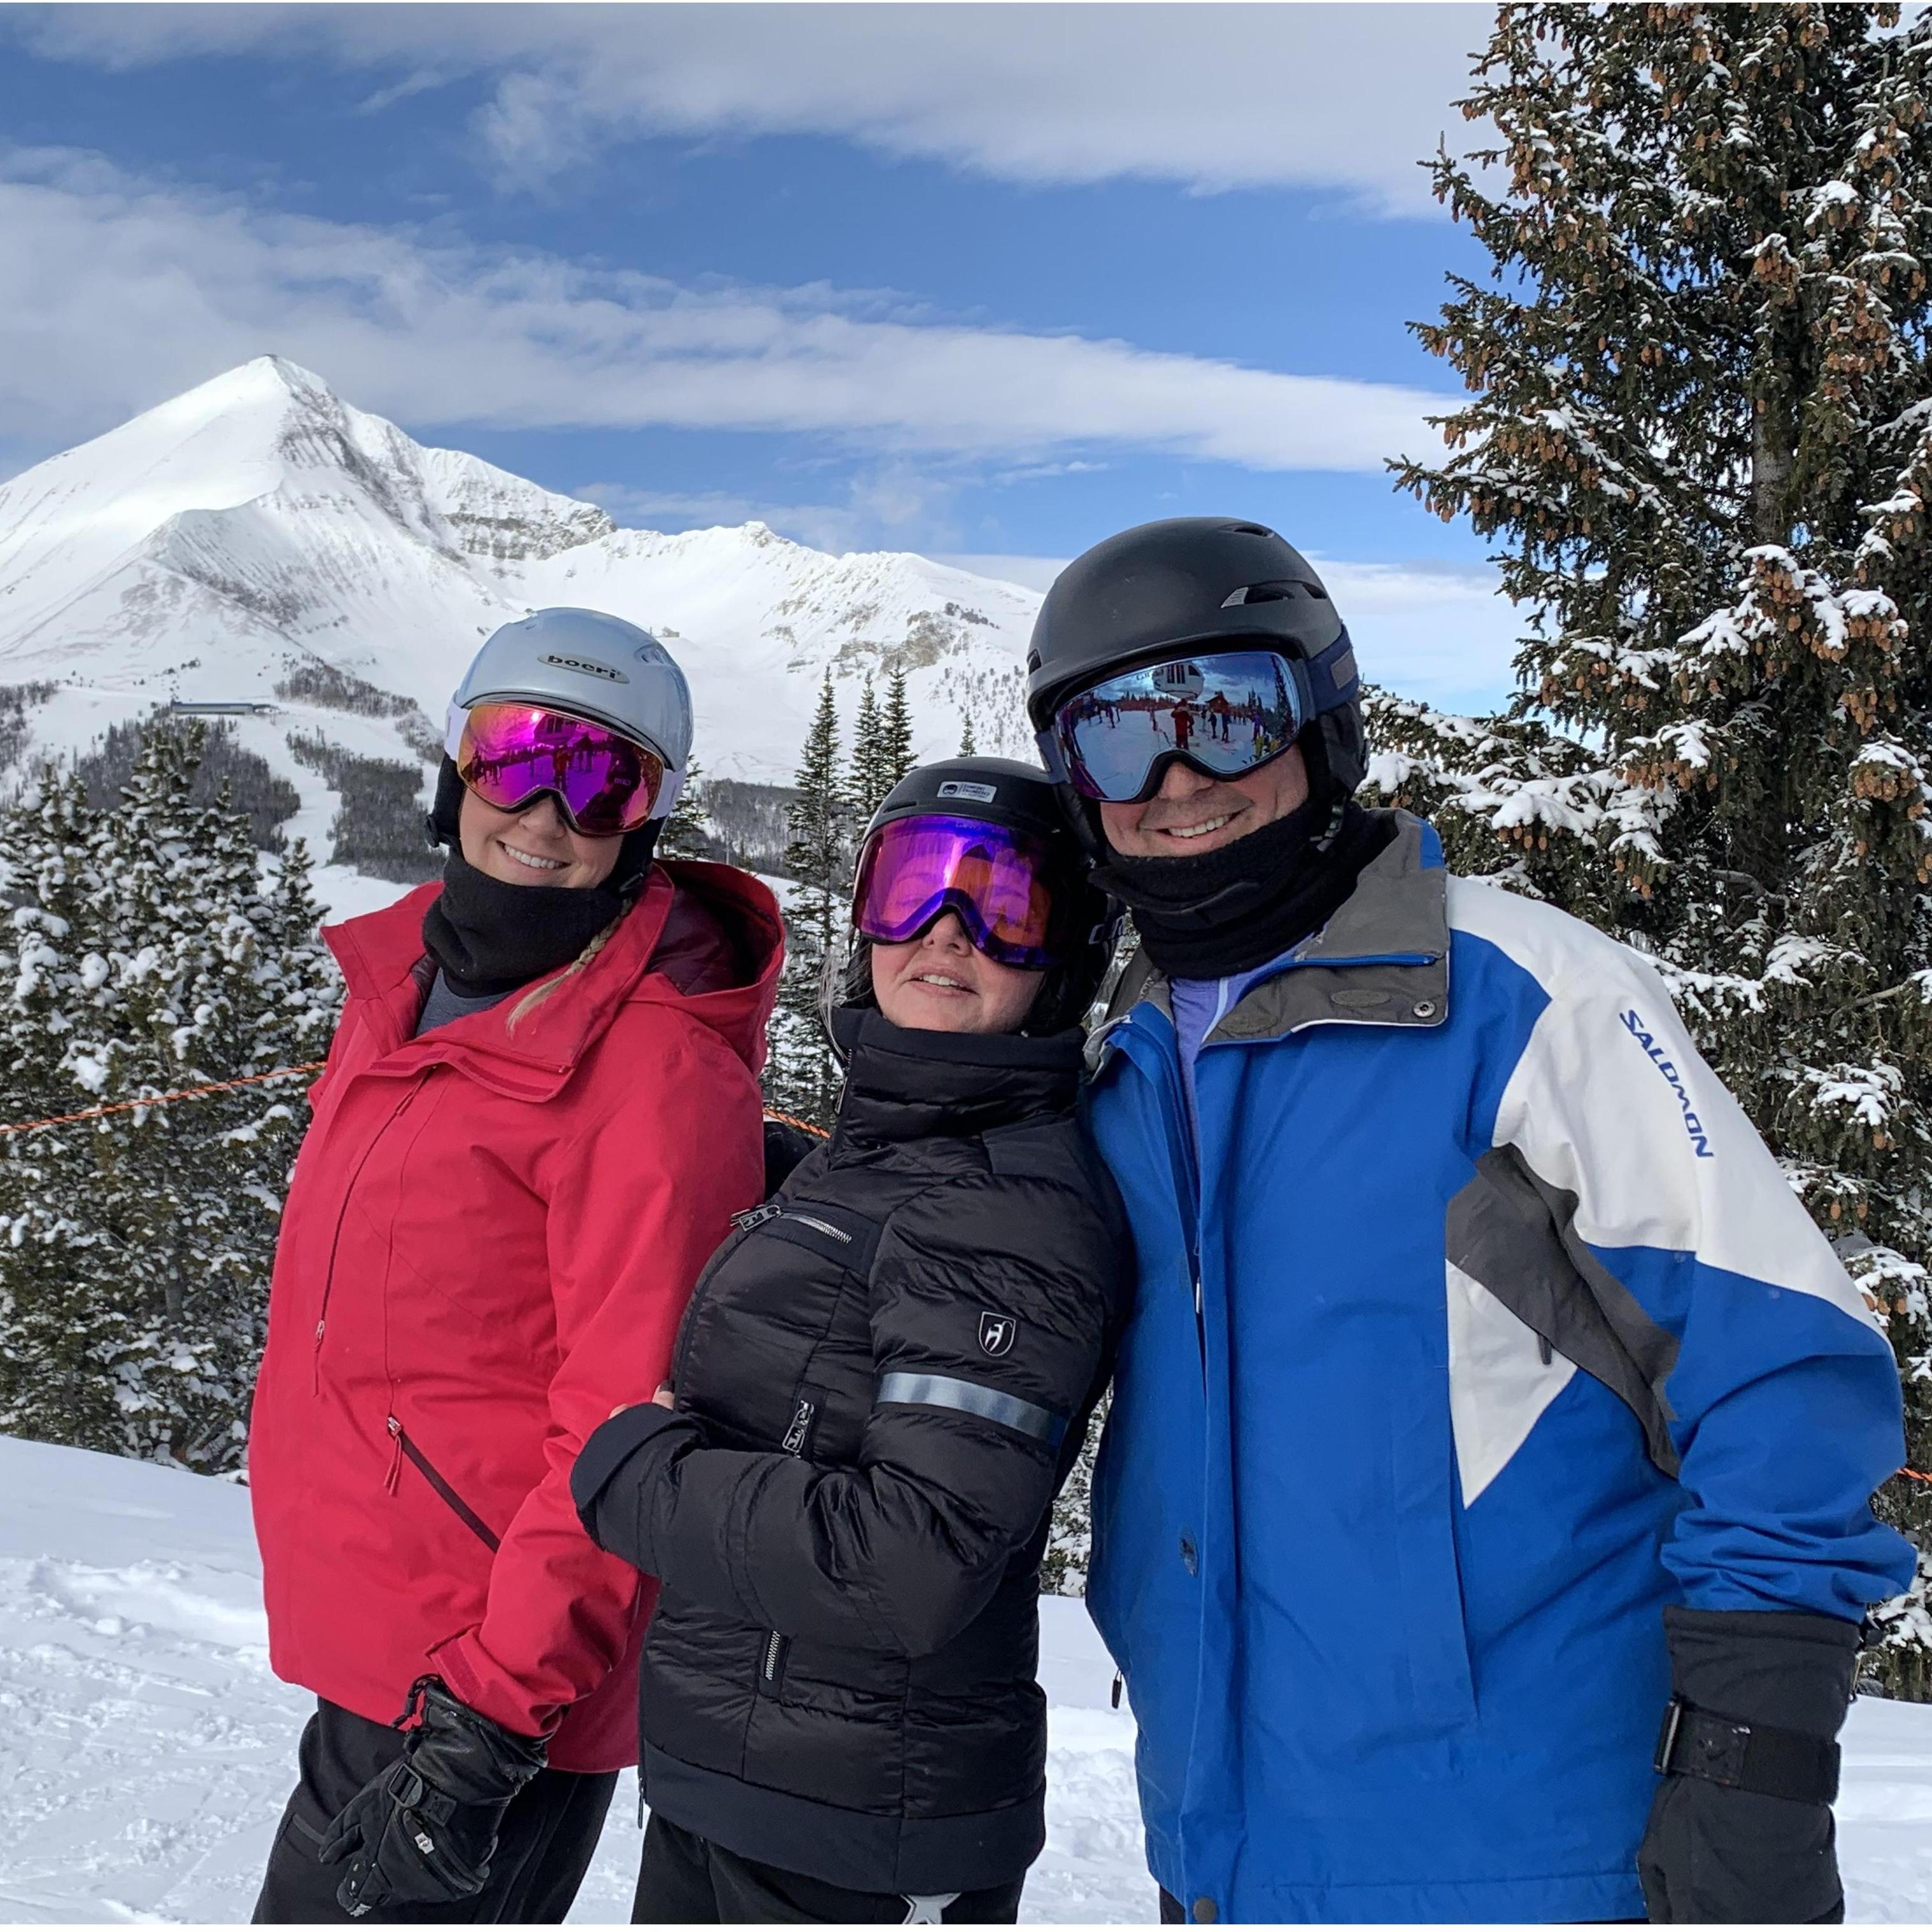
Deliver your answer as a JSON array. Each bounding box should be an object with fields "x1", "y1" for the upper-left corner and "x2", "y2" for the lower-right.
[
  {"x1": 1311, "y1": 554, "x2": 1523, "y2": 712},
  {"x1": 930, "y1": 551, "x2": 1525, "y2": 712},
  {"x1": 0, "y1": 146, "x2": 1452, "y2": 470},
  {"x1": 932, "y1": 554, "x2": 1073, "y2": 595},
  {"x1": 18, "y1": 4, "x2": 1490, "y2": 211}
]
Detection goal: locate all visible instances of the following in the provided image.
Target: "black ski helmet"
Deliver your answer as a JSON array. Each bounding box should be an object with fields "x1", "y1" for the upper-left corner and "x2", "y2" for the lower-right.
[
  {"x1": 826, "y1": 756, "x2": 1116, "y2": 1038},
  {"x1": 1024, "y1": 517, "x2": 1367, "y2": 804}
]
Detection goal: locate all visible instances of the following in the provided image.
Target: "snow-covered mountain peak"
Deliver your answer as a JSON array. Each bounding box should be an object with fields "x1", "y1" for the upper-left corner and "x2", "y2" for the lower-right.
[{"x1": 0, "y1": 360, "x2": 1042, "y2": 904}]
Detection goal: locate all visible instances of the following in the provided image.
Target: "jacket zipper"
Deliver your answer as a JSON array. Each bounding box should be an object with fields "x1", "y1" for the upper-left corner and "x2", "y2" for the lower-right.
[
  {"x1": 758, "y1": 1391, "x2": 820, "y2": 1693},
  {"x1": 312, "y1": 1071, "x2": 431, "y2": 1391},
  {"x1": 386, "y1": 1417, "x2": 501, "y2": 1552},
  {"x1": 781, "y1": 1210, "x2": 850, "y2": 1244}
]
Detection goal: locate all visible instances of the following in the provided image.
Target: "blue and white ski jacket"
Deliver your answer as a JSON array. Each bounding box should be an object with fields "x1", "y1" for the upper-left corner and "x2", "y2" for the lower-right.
[{"x1": 1082, "y1": 812, "x2": 1913, "y2": 1926}]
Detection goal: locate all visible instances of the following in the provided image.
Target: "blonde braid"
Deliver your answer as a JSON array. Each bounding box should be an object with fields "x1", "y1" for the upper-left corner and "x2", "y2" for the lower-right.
[{"x1": 505, "y1": 916, "x2": 625, "y2": 1033}]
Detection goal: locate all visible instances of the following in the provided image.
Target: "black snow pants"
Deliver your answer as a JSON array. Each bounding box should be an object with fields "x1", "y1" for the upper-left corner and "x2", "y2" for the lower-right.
[
  {"x1": 252, "y1": 1698, "x2": 616, "y2": 1924},
  {"x1": 632, "y1": 1814, "x2": 1025, "y2": 1925}
]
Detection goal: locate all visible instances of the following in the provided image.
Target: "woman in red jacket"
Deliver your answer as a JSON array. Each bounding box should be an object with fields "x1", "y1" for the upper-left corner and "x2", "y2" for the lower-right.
[{"x1": 248, "y1": 609, "x2": 782, "y2": 1924}]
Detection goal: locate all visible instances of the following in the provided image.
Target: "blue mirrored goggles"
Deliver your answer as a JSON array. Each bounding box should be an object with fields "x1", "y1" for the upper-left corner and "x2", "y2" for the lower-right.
[{"x1": 1040, "y1": 646, "x2": 1328, "y2": 805}]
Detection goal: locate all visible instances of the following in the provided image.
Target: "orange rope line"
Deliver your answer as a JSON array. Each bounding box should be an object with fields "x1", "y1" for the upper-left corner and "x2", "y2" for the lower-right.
[
  {"x1": 0, "y1": 1062, "x2": 329, "y2": 1138},
  {"x1": 1900, "y1": 1468, "x2": 1932, "y2": 1485},
  {"x1": 0, "y1": 1072, "x2": 832, "y2": 1145}
]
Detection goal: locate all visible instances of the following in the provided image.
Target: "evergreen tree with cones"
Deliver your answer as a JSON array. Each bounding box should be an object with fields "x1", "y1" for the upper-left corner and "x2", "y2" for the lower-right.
[{"x1": 1382, "y1": 1, "x2": 1932, "y2": 1692}]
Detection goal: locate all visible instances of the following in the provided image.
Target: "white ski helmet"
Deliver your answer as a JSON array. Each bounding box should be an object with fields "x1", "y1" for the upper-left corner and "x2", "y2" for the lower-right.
[{"x1": 446, "y1": 608, "x2": 694, "y2": 819}]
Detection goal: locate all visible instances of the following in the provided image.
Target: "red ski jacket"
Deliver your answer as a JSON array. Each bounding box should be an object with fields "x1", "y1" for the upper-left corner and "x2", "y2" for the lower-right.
[{"x1": 248, "y1": 861, "x2": 782, "y2": 1772}]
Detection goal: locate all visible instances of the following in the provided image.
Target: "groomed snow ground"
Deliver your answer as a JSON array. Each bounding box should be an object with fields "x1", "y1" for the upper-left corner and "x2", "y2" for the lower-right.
[
  {"x1": 0, "y1": 1436, "x2": 1148, "y2": 1924},
  {"x1": 1, "y1": 1432, "x2": 1928, "y2": 1924}
]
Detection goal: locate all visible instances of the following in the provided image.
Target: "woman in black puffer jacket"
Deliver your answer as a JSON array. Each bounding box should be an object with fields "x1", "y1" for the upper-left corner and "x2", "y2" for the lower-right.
[{"x1": 573, "y1": 758, "x2": 1130, "y2": 1925}]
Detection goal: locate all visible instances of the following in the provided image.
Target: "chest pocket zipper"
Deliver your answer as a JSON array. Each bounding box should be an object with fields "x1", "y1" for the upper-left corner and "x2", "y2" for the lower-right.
[
  {"x1": 758, "y1": 1387, "x2": 822, "y2": 1693},
  {"x1": 386, "y1": 1417, "x2": 501, "y2": 1553},
  {"x1": 781, "y1": 1211, "x2": 850, "y2": 1244}
]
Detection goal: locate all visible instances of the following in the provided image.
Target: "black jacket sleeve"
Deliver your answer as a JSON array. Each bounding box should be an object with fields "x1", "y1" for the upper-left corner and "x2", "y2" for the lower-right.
[{"x1": 575, "y1": 1162, "x2": 1125, "y2": 1659}]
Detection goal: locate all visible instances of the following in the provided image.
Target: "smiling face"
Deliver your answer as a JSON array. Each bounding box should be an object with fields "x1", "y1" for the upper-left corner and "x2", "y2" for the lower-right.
[
  {"x1": 458, "y1": 786, "x2": 622, "y2": 890},
  {"x1": 1096, "y1": 740, "x2": 1310, "y2": 861},
  {"x1": 870, "y1": 911, "x2": 1044, "y2": 1035}
]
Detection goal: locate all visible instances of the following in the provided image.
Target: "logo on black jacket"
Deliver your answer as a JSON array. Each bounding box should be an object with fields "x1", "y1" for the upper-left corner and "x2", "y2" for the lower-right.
[{"x1": 979, "y1": 1311, "x2": 1017, "y2": 1357}]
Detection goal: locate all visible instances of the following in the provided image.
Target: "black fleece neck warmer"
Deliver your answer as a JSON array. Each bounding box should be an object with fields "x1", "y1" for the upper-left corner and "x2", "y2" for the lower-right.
[
  {"x1": 422, "y1": 850, "x2": 632, "y2": 998},
  {"x1": 1094, "y1": 797, "x2": 1393, "y2": 980}
]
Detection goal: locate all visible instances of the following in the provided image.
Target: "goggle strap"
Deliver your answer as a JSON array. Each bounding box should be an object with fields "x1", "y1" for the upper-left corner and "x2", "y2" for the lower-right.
[{"x1": 1304, "y1": 627, "x2": 1359, "y2": 714}]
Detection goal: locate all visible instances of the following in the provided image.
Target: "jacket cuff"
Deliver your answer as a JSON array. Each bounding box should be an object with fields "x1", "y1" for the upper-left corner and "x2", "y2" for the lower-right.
[
  {"x1": 1663, "y1": 1603, "x2": 1861, "y2": 1739},
  {"x1": 571, "y1": 1404, "x2": 697, "y2": 1529},
  {"x1": 426, "y1": 1628, "x2": 553, "y2": 1741}
]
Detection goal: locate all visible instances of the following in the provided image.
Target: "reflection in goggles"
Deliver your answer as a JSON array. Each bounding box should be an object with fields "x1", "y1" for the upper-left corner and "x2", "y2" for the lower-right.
[
  {"x1": 853, "y1": 814, "x2": 1065, "y2": 970},
  {"x1": 1053, "y1": 650, "x2": 1304, "y2": 803},
  {"x1": 456, "y1": 702, "x2": 666, "y2": 837}
]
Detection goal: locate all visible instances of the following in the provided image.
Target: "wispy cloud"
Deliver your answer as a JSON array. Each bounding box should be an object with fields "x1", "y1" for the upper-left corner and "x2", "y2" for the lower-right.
[
  {"x1": 14, "y1": 3, "x2": 1488, "y2": 212},
  {"x1": 0, "y1": 146, "x2": 1453, "y2": 470}
]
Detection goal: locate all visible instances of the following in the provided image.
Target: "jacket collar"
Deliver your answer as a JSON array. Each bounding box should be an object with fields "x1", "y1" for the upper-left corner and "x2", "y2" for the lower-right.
[
  {"x1": 829, "y1": 1007, "x2": 1085, "y2": 1149},
  {"x1": 1101, "y1": 810, "x2": 1450, "y2": 1051},
  {"x1": 325, "y1": 861, "x2": 784, "y2": 1100}
]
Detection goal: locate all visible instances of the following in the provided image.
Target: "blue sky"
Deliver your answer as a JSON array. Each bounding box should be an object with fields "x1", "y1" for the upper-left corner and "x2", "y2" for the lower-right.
[{"x1": 0, "y1": 4, "x2": 1525, "y2": 707}]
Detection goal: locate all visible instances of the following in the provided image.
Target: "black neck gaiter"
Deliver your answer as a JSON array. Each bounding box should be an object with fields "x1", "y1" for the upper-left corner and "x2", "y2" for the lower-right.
[
  {"x1": 422, "y1": 850, "x2": 632, "y2": 998},
  {"x1": 1093, "y1": 798, "x2": 1393, "y2": 980}
]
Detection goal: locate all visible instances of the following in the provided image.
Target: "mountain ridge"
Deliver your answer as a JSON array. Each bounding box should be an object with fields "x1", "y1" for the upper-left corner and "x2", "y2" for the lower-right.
[{"x1": 0, "y1": 357, "x2": 1040, "y2": 910}]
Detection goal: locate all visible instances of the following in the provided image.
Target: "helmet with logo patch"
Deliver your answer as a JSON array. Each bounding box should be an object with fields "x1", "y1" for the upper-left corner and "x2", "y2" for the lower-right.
[
  {"x1": 1024, "y1": 517, "x2": 1366, "y2": 804},
  {"x1": 448, "y1": 607, "x2": 693, "y2": 782},
  {"x1": 824, "y1": 757, "x2": 1117, "y2": 1039},
  {"x1": 426, "y1": 608, "x2": 695, "y2": 887}
]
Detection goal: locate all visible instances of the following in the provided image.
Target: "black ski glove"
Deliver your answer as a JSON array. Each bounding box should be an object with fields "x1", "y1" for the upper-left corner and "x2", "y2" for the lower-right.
[
  {"x1": 317, "y1": 1676, "x2": 547, "y2": 1919},
  {"x1": 1639, "y1": 1605, "x2": 1861, "y2": 1924}
]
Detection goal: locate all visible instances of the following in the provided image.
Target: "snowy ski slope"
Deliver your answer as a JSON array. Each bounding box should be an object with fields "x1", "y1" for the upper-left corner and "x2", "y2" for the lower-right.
[
  {"x1": 0, "y1": 1432, "x2": 1929, "y2": 1922},
  {"x1": 0, "y1": 1434, "x2": 1147, "y2": 1923}
]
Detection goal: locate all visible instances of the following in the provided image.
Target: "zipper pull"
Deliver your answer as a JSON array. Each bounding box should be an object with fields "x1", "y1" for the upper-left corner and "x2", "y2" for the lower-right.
[
  {"x1": 780, "y1": 1398, "x2": 815, "y2": 1455},
  {"x1": 730, "y1": 1202, "x2": 782, "y2": 1233},
  {"x1": 384, "y1": 1415, "x2": 403, "y2": 1495},
  {"x1": 1111, "y1": 1671, "x2": 1124, "y2": 1711}
]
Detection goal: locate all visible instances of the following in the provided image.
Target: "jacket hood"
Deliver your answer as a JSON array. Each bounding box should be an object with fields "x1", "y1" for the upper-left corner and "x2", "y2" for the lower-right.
[
  {"x1": 323, "y1": 860, "x2": 784, "y2": 1098},
  {"x1": 828, "y1": 1005, "x2": 1084, "y2": 1147}
]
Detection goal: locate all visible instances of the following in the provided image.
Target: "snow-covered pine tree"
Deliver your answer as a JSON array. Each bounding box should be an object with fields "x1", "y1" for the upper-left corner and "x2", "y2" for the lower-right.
[
  {"x1": 848, "y1": 681, "x2": 891, "y2": 826},
  {"x1": 0, "y1": 719, "x2": 339, "y2": 1472},
  {"x1": 958, "y1": 714, "x2": 979, "y2": 758},
  {"x1": 770, "y1": 674, "x2": 849, "y2": 1127},
  {"x1": 881, "y1": 665, "x2": 916, "y2": 791},
  {"x1": 1385, "y1": 1, "x2": 1932, "y2": 1693},
  {"x1": 0, "y1": 763, "x2": 132, "y2": 1453},
  {"x1": 660, "y1": 754, "x2": 713, "y2": 861}
]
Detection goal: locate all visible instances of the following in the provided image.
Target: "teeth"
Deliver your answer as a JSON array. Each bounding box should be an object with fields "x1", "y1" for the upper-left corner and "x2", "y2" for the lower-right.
[
  {"x1": 503, "y1": 843, "x2": 566, "y2": 871},
  {"x1": 1165, "y1": 814, "x2": 1233, "y2": 841},
  {"x1": 915, "y1": 974, "x2": 967, "y2": 990}
]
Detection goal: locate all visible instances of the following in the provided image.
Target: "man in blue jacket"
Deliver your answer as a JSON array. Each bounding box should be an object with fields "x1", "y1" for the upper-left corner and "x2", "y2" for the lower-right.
[{"x1": 1027, "y1": 518, "x2": 1915, "y2": 1925}]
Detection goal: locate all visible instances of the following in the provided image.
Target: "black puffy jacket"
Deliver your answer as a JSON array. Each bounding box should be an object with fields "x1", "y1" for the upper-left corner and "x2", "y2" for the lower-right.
[{"x1": 572, "y1": 1008, "x2": 1130, "y2": 1895}]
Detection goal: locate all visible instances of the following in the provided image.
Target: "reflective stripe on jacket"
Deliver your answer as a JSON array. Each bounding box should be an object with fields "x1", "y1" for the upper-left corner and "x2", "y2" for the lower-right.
[
  {"x1": 1082, "y1": 811, "x2": 1912, "y2": 1924},
  {"x1": 248, "y1": 861, "x2": 782, "y2": 1772}
]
